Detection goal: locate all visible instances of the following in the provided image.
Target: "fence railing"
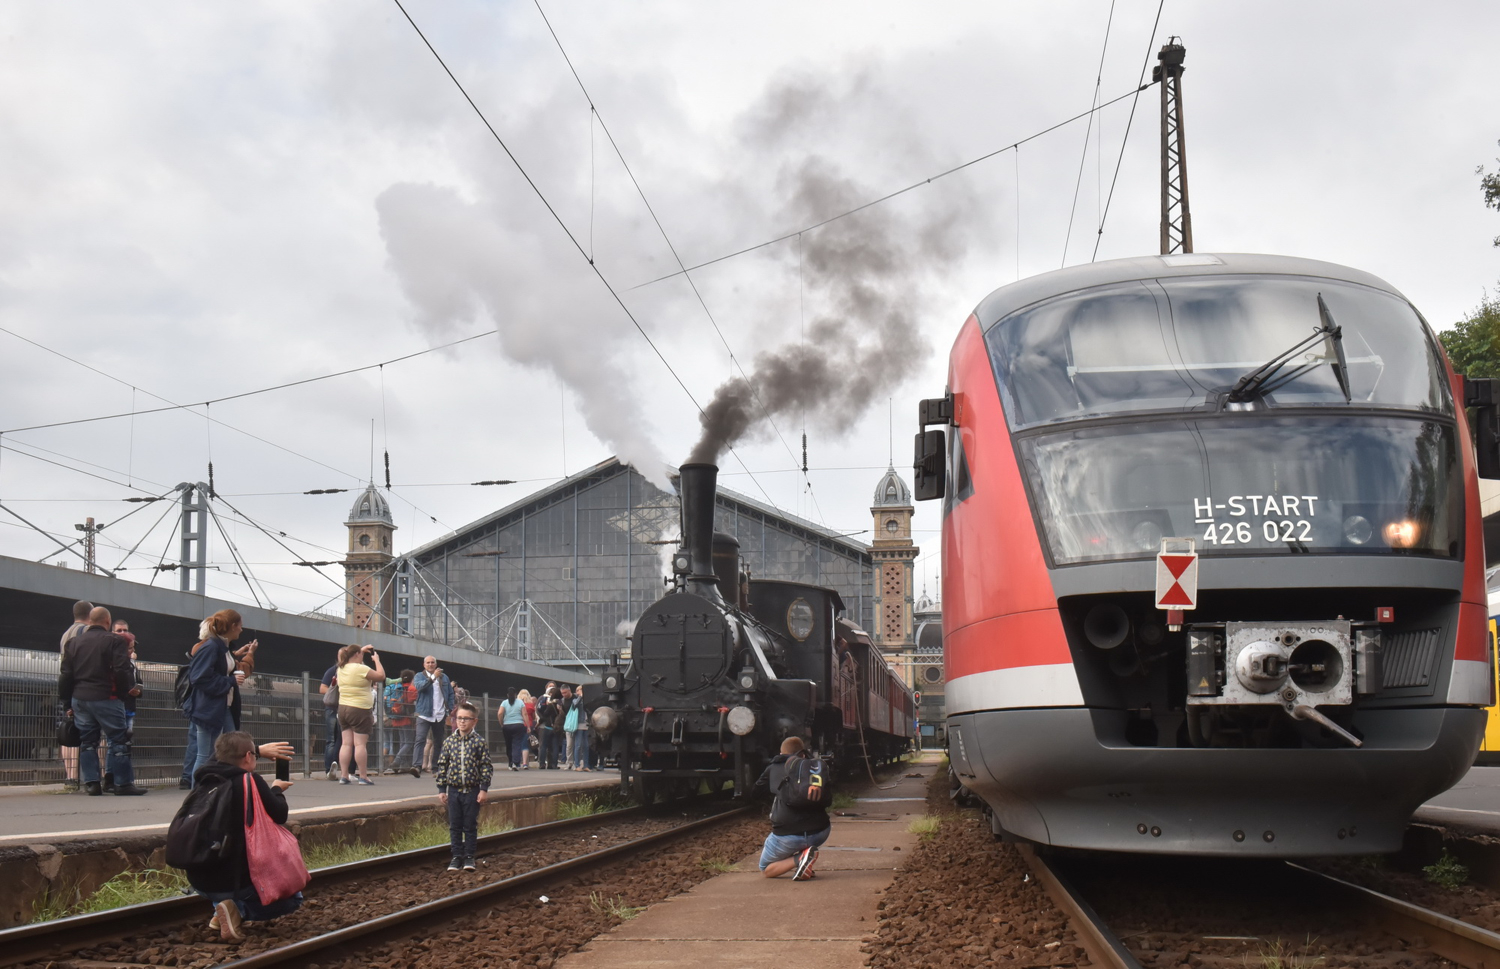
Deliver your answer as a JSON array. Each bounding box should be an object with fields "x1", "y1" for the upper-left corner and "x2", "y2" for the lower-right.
[{"x1": 0, "y1": 648, "x2": 503, "y2": 786}]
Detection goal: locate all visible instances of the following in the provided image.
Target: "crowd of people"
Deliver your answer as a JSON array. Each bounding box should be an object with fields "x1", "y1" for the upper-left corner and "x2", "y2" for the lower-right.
[{"x1": 54, "y1": 599, "x2": 601, "y2": 792}]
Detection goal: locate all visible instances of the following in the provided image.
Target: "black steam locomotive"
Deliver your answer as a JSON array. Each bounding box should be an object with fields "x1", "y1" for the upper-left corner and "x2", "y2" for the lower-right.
[{"x1": 586, "y1": 464, "x2": 915, "y2": 802}]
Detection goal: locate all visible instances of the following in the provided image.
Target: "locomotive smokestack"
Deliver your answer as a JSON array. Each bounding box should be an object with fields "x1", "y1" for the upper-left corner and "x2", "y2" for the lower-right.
[{"x1": 678, "y1": 463, "x2": 723, "y2": 601}]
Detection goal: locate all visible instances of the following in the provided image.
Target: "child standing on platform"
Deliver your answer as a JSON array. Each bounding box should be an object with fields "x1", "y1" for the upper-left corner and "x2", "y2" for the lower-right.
[{"x1": 435, "y1": 701, "x2": 491, "y2": 872}]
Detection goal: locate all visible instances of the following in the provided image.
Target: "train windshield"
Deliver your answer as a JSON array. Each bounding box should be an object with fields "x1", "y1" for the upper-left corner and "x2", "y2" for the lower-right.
[
  {"x1": 1018, "y1": 416, "x2": 1462, "y2": 564},
  {"x1": 986, "y1": 275, "x2": 1451, "y2": 429}
]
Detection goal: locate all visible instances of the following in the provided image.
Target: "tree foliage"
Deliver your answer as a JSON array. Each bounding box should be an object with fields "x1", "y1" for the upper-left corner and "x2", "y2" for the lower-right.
[
  {"x1": 1481, "y1": 140, "x2": 1500, "y2": 247},
  {"x1": 1440, "y1": 292, "x2": 1500, "y2": 379}
]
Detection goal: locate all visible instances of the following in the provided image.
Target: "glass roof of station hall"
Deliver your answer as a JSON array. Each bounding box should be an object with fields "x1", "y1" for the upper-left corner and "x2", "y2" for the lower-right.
[{"x1": 405, "y1": 457, "x2": 871, "y2": 562}]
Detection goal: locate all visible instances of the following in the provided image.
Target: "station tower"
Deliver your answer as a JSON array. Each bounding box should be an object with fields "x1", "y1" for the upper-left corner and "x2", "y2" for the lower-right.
[
  {"x1": 870, "y1": 466, "x2": 919, "y2": 684},
  {"x1": 344, "y1": 483, "x2": 398, "y2": 631}
]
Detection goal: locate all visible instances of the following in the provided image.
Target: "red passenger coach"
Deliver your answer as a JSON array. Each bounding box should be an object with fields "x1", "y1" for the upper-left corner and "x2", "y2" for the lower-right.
[{"x1": 915, "y1": 253, "x2": 1496, "y2": 856}]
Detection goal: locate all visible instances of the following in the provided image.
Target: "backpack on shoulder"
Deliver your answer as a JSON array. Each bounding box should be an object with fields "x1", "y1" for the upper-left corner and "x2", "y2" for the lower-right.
[
  {"x1": 385, "y1": 682, "x2": 407, "y2": 719},
  {"x1": 776, "y1": 753, "x2": 826, "y2": 809},
  {"x1": 165, "y1": 774, "x2": 238, "y2": 869},
  {"x1": 173, "y1": 665, "x2": 193, "y2": 714}
]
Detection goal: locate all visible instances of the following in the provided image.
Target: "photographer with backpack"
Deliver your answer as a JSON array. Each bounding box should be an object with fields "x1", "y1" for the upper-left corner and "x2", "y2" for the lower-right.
[{"x1": 752, "y1": 736, "x2": 830, "y2": 881}]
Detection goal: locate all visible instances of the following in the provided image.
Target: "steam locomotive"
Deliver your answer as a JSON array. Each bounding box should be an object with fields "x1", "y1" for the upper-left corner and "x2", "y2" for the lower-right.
[
  {"x1": 915, "y1": 252, "x2": 1496, "y2": 856},
  {"x1": 586, "y1": 464, "x2": 914, "y2": 802}
]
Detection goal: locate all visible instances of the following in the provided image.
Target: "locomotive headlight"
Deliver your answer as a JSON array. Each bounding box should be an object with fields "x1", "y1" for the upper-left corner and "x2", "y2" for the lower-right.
[
  {"x1": 1383, "y1": 519, "x2": 1420, "y2": 548},
  {"x1": 672, "y1": 551, "x2": 692, "y2": 574},
  {"x1": 727, "y1": 705, "x2": 757, "y2": 736},
  {"x1": 1342, "y1": 515, "x2": 1372, "y2": 545},
  {"x1": 603, "y1": 673, "x2": 620, "y2": 691},
  {"x1": 590, "y1": 705, "x2": 619, "y2": 736},
  {"x1": 738, "y1": 671, "x2": 757, "y2": 691},
  {"x1": 787, "y1": 598, "x2": 815, "y2": 641}
]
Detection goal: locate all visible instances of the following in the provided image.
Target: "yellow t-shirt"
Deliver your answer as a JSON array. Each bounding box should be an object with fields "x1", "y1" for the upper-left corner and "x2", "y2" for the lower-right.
[{"x1": 337, "y1": 662, "x2": 375, "y2": 709}]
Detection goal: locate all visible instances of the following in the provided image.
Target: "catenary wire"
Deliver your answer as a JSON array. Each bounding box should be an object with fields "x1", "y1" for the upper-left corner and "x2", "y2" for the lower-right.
[
  {"x1": 389, "y1": 0, "x2": 784, "y2": 513},
  {"x1": 1061, "y1": 0, "x2": 1117, "y2": 267},
  {"x1": 531, "y1": 0, "x2": 821, "y2": 524},
  {"x1": 627, "y1": 82, "x2": 1153, "y2": 291},
  {"x1": 1092, "y1": 0, "x2": 1167, "y2": 262}
]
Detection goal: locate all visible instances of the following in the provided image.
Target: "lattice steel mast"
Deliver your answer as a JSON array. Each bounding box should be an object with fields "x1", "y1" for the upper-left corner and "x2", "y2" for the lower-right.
[{"x1": 1155, "y1": 38, "x2": 1192, "y2": 254}]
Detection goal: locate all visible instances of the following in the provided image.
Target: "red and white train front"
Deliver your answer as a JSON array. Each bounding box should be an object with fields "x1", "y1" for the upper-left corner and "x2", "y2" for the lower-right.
[{"x1": 919, "y1": 253, "x2": 1494, "y2": 856}]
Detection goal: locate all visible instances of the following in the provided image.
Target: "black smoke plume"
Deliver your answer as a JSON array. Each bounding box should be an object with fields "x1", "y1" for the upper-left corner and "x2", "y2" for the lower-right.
[{"x1": 687, "y1": 154, "x2": 974, "y2": 465}]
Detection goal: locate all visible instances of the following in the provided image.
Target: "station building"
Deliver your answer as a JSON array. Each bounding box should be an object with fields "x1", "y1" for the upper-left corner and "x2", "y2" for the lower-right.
[{"x1": 343, "y1": 459, "x2": 881, "y2": 671}]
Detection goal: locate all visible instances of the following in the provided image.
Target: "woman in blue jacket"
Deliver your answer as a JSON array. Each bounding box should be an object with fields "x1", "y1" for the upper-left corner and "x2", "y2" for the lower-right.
[{"x1": 185, "y1": 609, "x2": 255, "y2": 782}]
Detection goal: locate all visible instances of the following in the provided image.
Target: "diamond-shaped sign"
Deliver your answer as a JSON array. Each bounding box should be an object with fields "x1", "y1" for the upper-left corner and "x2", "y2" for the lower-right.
[{"x1": 1155, "y1": 549, "x2": 1198, "y2": 610}]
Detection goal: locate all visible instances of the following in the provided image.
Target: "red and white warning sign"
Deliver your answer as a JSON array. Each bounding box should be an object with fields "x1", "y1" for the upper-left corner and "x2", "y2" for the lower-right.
[{"x1": 1155, "y1": 540, "x2": 1199, "y2": 610}]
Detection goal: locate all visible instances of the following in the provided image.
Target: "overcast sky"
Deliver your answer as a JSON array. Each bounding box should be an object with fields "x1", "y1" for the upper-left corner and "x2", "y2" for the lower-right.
[{"x1": 0, "y1": 1, "x2": 1496, "y2": 619}]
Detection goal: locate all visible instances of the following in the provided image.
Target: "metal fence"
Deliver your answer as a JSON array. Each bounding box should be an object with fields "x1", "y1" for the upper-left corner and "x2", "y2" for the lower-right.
[{"x1": 0, "y1": 648, "x2": 504, "y2": 786}]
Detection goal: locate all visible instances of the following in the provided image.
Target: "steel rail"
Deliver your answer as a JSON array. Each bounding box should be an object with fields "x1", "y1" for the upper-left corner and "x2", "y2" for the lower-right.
[
  {"x1": 1015, "y1": 844, "x2": 1143, "y2": 969},
  {"x1": 0, "y1": 805, "x2": 645, "y2": 967},
  {"x1": 1288, "y1": 863, "x2": 1500, "y2": 969},
  {"x1": 214, "y1": 806, "x2": 751, "y2": 969}
]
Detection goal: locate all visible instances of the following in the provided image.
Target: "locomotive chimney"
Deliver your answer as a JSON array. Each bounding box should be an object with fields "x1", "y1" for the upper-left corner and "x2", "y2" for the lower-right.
[{"x1": 677, "y1": 463, "x2": 723, "y2": 601}]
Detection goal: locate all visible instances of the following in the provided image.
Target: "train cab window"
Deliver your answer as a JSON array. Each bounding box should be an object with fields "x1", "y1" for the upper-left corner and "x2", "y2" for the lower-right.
[{"x1": 987, "y1": 275, "x2": 1451, "y2": 430}]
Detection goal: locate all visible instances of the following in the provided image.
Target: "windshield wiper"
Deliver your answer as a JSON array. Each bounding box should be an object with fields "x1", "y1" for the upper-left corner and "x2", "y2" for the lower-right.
[{"x1": 1223, "y1": 293, "x2": 1352, "y2": 405}]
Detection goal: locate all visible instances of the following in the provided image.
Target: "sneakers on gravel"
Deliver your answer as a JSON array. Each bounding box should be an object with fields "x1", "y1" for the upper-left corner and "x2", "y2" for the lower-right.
[
  {"x1": 462, "y1": 860, "x2": 476, "y2": 872},
  {"x1": 791, "y1": 846, "x2": 819, "y2": 881},
  {"x1": 447, "y1": 860, "x2": 461, "y2": 872},
  {"x1": 215, "y1": 899, "x2": 244, "y2": 941}
]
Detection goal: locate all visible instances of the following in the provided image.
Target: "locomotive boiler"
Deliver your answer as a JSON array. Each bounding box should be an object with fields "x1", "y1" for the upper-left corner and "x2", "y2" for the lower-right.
[
  {"x1": 916, "y1": 252, "x2": 1496, "y2": 856},
  {"x1": 586, "y1": 463, "x2": 913, "y2": 802}
]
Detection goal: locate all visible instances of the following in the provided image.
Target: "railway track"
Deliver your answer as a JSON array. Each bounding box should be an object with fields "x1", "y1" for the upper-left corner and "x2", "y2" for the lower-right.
[
  {"x1": 2, "y1": 803, "x2": 749, "y2": 969},
  {"x1": 1020, "y1": 844, "x2": 1500, "y2": 969}
]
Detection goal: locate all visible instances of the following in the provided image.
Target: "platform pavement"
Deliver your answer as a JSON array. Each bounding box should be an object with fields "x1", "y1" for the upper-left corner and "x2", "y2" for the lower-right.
[
  {"x1": 0, "y1": 767, "x2": 615, "y2": 845},
  {"x1": 558, "y1": 755, "x2": 938, "y2": 969},
  {"x1": 1416, "y1": 765, "x2": 1500, "y2": 831}
]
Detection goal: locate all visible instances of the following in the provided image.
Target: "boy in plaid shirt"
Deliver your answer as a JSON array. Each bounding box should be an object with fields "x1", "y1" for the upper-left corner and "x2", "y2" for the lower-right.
[{"x1": 435, "y1": 701, "x2": 492, "y2": 871}]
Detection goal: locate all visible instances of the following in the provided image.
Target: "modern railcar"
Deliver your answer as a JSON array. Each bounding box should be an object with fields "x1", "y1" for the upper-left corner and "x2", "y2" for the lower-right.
[{"x1": 915, "y1": 252, "x2": 1496, "y2": 856}]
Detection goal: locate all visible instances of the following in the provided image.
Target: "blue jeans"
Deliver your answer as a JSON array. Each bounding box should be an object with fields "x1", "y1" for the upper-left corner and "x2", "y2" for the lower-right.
[
  {"x1": 539, "y1": 726, "x2": 558, "y2": 768},
  {"x1": 390, "y1": 724, "x2": 415, "y2": 770},
  {"x1": 569, "y1": 730, "x2": 589, "y2": 768},
  {"x1": 198, "y1": 886, "x2": 304, "y2": 922},
  {"x1": 758, "y1": 826, "x2": 830, "y2": 870},
  {"x1": 416, "y1": 718, "x2": 447, "y2": 770},
  {"x1": 447, "y1": 789, "x2": 481, "y2": 862},
  {"x1": 181, "y1": 722, "x2": 198, "y2": 784},
  {"x1": 323, "y1": 705, "x2": 340, "y2": 771},
  {"x1": 192, "y1": 709, "x2": 238, "y2": 784},
  {"x1": 502, "y1": 723, "x2": 528, "y2": 768},
  {"x1": 72, "y1": 698, "x2": 131, "y2": 786}
]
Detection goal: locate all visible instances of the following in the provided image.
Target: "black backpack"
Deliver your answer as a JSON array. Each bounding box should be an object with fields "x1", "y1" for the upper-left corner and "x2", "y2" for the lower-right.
[
  {"x1": 165, "y1": 774, "x2": 238, "y2": 869},
  {"x1": 173, "y1": 665, "x2": 193, "y2": 713},
  {"x1": 776, "y1": 754, "x2": 826, "y2": 810}
]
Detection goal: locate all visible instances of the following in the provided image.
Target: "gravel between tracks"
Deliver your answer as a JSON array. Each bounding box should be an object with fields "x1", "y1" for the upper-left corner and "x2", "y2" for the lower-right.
[
  {"x1": 1309, "y1": 850, "x2": 1500, "y2": 934},
  {"x1": 861, "y1": 770, "x2": 1088, "y2": 968},
  {"x1": 25, "y1": 808, "x2": 757, "y2": 969}
]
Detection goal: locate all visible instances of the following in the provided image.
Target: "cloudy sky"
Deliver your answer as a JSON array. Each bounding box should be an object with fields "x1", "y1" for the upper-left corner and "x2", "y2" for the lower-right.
[{"x1": 0, "y1": 1, "x2": 1496, "y2": 617}]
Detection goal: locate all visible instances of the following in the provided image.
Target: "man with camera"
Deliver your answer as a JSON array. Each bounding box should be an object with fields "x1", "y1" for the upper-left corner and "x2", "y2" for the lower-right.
[{"x1": 413, "y1": 655, "x2": 456, "y2": 776}]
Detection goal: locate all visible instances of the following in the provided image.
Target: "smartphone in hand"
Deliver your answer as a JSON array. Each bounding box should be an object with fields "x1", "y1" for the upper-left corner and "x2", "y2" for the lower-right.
[{"x1": 275, "y1": 754, "x2": 290, "y2": 783}]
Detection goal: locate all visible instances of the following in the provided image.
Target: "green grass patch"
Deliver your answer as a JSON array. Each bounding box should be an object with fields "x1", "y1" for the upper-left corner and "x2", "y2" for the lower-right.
[
  {"x1": 557, "y1": 791, "x2": 629, "y2": 820},
  {"x1": 589, "y1": 891, "x2": 644, "y2": 920},
  {"x1": 830, "y1": 792, "x2": 859, "y2": 810},
  {"x1": 1424, "y1": 849, "x2": 1469, "y2": 889},
  {"x1": 31, "y1": 868, "x2": 189, "y2": 924},
  {"x1": 1256, "y1": 937, "x2": 1325, "y2": 969},
  {"x1": 908, "y1": 815, "x2": 941, "y2": 840},
  {"x1": 303, "y1": 813, "x2": 515, "y2": 870},
  {"x1": 697, "y1": 856, "x2": 737, "y2": 873}
]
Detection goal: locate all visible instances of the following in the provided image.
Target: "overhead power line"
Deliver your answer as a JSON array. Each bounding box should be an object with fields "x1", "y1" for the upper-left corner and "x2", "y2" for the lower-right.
[
  {"x1": 627, "y1": 81, "x2": 1154, "y2": 291},
  {"x1": 390, "y1": 0, "x2": 785, "y2": 513},
  {"x1": 0, "y1": 326, "x2": 496, "y2": 435},
  {"x1": 531, "y1": 0, "x2": 822, "y2": 524},
  {"x1": 1092, "y1": 0, "x2": 1168, "y2": 262},
  {"x1": 1062, "y1": 0, "x2": 1118, "y2": 267}
]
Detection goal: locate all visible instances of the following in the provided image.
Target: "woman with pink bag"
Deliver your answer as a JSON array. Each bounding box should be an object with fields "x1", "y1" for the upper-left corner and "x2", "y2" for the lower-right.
[{"x1": 179, "y1": 731, "x2": 306, "y2": 942}]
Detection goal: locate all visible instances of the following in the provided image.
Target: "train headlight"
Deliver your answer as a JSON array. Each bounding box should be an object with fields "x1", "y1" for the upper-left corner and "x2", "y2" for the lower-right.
[
  {"x1": 1383, "y1": 519, "x2": 1420, "y2": 548},
  {"x1": 603, "y1": 673, "x2": 621, "y2": 691},
  {"x1": 591, "y1": 705, "x2": 619, "y2": 736},
  {"x1": 1343, "y1": 515, "x2": 1372, "y2": 545},
  {"x1": 727, "y1": 705, "x2": 757, "y2": 736},
  {"x1": 738, "y1": 670, "x2": 757, "y2": 691},
  {"x1": 787, "y1": 598, "x2": 815, "y2": 641}
]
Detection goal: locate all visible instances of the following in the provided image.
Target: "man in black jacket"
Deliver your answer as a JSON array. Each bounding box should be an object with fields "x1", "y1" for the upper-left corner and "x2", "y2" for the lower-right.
[
  {"x1": 58, "y1": 607, "x2": 145, "y2": 796},
  {"x1": 752, "y1": 737, "x2": 830, "y2": 881},
  {"x1": 184, "y1": 731, "x2": 300, "y2": 942}
]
